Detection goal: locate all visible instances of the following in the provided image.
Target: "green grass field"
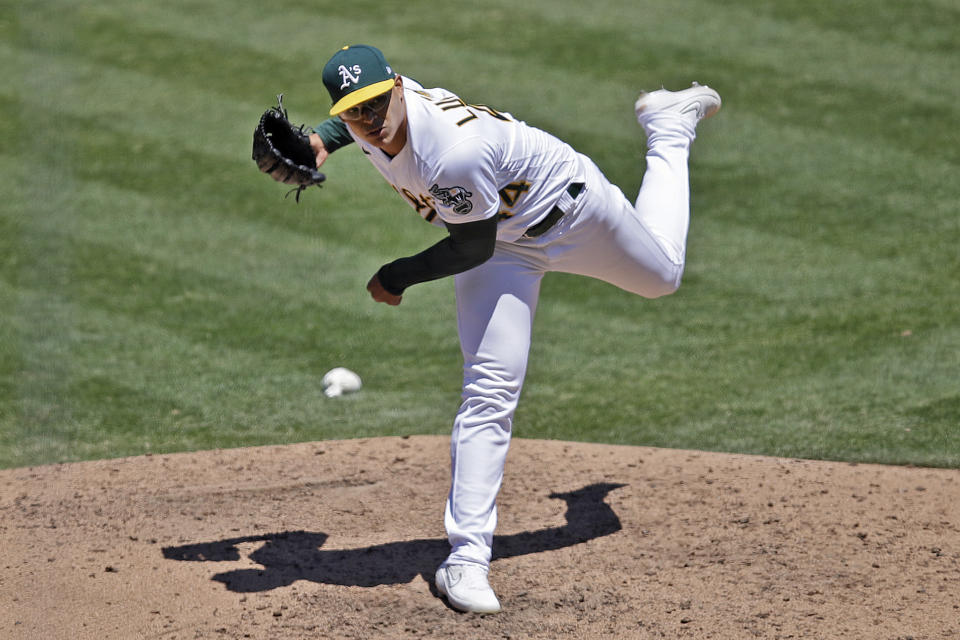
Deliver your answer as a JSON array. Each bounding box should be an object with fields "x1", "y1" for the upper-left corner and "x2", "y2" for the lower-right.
[{"x1": 2, "y1": 0, "x2": 958, "y2": 470}]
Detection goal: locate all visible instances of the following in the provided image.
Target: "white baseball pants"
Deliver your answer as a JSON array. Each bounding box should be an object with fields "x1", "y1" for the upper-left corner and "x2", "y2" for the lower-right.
[{"x1": 443, "y1": 114, "x2": 698, "y2": 567}]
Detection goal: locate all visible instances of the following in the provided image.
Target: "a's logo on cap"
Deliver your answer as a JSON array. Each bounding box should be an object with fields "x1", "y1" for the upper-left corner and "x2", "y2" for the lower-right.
[{"x1": 338, "y1": 64, "x2": 361, "y2": 89}]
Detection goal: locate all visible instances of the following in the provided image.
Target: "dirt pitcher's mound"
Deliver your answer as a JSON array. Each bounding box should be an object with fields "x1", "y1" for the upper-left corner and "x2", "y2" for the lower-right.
[{"x1": 1, "y1": 436, "x2": 958, "y2": 639}]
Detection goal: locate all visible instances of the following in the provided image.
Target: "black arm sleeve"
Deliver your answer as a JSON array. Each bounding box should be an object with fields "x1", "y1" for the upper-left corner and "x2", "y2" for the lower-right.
[{"x1": 376, "y1": 216, "x2": 498, "y2": 295}]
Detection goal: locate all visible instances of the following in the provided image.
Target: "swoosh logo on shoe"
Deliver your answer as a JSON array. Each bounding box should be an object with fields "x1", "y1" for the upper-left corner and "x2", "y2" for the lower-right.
[
  {"x1": 446, "y1": 569, "x2": 463, "y2": 588},
  {"x1": 681, "y1": 100, "x2": 704, "y2": 118}
]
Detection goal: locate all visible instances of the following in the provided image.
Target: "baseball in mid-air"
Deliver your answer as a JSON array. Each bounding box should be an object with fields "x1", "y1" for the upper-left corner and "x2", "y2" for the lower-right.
[{"x1": 322, "y1": 367, "x2": 362, "y2": 397}]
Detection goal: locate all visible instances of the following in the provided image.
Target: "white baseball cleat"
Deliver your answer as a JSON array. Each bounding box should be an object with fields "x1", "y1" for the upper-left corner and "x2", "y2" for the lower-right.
[
  {"x1": 634, "y1": 82, "x2": 722, "y2": 125},
  {"x1": 435, "y1": 564, "x2": 502, "y2": 613}
]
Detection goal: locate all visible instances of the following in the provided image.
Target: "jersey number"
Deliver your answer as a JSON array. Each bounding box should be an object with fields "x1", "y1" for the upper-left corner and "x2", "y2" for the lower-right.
[{"x1": 497, "y1": 181, "x2": 530, "y2": 221}]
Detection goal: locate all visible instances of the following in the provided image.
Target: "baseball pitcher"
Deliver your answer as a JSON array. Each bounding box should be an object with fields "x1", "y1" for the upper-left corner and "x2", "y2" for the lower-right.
[{"x1": 258, "y1": 44, "x2": 720, "y2": 613}]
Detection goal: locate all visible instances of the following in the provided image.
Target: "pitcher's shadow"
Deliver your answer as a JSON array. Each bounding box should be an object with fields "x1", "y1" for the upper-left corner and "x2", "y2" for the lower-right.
[{"x1": 162, "y1": 482, "x2": 625, "y2": 593}]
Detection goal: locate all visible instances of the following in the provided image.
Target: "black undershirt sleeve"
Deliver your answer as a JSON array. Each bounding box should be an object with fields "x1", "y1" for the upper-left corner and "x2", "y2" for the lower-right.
[{"x1": 376, "y1": 216, "x2": 499, "y2": 295}]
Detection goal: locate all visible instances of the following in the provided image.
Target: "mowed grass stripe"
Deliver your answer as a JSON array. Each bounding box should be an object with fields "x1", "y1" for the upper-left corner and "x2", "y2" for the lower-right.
[
  {"x1": 526, "y1": 288, "x2": 957, "y2": 430},
  {"x1": 0, "y1": 280, "x2": 460, "y2": 469},
  {"x1": 722, "y1": 0, "x2": 958, "y2": 53},
  {"x1": 0, "y1": 42, "x2": 289, "y2": 164},
  {"x1": 0, "y1": 140, "x2": 384, "y2": 307},
  {"x1": 0, "y1": 56, "x2": 442, "y2": 261},
  {"x1": 521, "y1": 309, "x2": 959, "y2": 465},
  {"x1": 697, "y1": 117, "x2": 956, "y2": 251},
  {"x1": 4, "y1": 214, "x2": 460, "y2": 380},
  {"x1": 0, "y1": 174, "x2": 460, "y2": 397},
  {"x1": 0, "y1": 40, "x2": 452, "y2": 249},
  {"x1": 13, "y1": 0, "x2": 957, "y2": 158},
  {"x1": 9, "y1": 4, "x2": 337, "y2": 107},
  {"x1": 0, "y1": 275, "x2": 448, "y2": 422},
  {"x1": 522, "y1": 217, "x2": 955, "y2": 460},
  {"x1": 499, "y1": 0, "x2": 959, "y2": 97}
]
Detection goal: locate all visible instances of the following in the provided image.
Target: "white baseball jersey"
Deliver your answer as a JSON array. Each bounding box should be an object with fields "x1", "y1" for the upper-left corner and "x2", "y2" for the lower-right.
[
  {"x1": 344, "y1": 77, "x2": 586, "y2": 241},
  {"x1": 331, "y1": 73, "x2": 710, "y2": 572}
]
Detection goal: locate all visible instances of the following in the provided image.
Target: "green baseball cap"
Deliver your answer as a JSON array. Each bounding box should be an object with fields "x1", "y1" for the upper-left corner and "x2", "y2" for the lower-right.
[{"x1": 322, "y1": 44, "x2": 396, "y2": 116}]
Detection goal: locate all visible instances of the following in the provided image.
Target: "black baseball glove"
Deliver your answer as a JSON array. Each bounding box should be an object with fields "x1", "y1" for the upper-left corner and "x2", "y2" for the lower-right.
[{"x1": 252, "y1": 94, "x2": 326, "y2": 201}]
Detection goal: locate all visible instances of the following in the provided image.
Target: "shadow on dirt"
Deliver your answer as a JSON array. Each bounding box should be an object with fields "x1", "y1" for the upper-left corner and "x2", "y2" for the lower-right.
[{"x1": 161, "y1": 482, "x2": 625, "y2": 593}]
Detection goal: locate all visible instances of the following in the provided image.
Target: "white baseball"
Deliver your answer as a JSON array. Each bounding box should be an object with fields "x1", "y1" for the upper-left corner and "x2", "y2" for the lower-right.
[{"x1": 322, "y1": 367, "x2": 362, "y2": 397}]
